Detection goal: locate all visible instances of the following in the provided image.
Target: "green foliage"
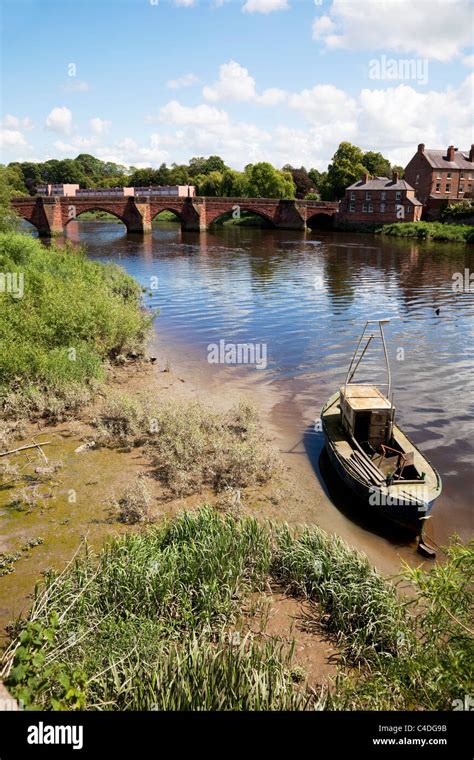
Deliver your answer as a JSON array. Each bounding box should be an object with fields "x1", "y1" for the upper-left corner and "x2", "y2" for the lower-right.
[
  {"x1": 282, "y1": 165, "x2": 313, "y2": 198},
  {"x1": 245, "y1": 162, "x2": 295, "y2": 198},
  {"x1": 326, "y1": 142, "x2": 367, "y2": 200},
  {"x1": 362, "y1": 150, "x2": 392, "y2": 178},
  {"x1": 0, "y1": 166, "x2": 23, "y2": 232},
  {"x1": 0, "y1": 232, "x2": 152, "y2": 417},
  {"x1": 442, "y1": 199, "x2": 474, "y2": 219},
  {"x1": 2, "y1": 508, "x2": 471, "y2": 712},
  {"x1": 381, "y1": 221, "x2": 474, "y2": 242}
]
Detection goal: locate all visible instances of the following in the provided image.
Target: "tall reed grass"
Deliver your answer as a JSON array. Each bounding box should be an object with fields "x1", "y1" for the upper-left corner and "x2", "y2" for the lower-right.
[{"x1": 2, "y1": 509, "x2": 472, "y2": 711}]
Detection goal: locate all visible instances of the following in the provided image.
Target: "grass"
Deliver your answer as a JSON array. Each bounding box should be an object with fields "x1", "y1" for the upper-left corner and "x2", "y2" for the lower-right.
[
  {"x1": 380, "y1": 221, "x2": 474, "y2": 242},
  {"x1": 1, "y1": 508, "x2": 472, "y2": 711},
  {"x1": 0, "y1": 232, "x2": 152, "y2": 420},
  {"x1": 95, "y1": 395, "x2": 278, "y2": 497}
]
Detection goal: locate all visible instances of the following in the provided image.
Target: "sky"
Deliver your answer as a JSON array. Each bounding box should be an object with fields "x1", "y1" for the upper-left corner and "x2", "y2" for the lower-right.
[{"x1": 0, "y1": 0, "x2": 473, "y2": 172}]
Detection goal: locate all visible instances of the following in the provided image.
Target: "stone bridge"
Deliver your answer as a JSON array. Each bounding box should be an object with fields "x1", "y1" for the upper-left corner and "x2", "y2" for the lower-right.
[{"x1": 11, "y1": 195, "x2": 339, "y2": 236}]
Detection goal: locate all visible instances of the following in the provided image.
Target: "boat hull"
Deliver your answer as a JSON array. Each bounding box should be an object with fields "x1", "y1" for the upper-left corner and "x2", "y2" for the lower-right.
[{"x1": 321, "y1": 392, "x2": 442, "y2": 535}]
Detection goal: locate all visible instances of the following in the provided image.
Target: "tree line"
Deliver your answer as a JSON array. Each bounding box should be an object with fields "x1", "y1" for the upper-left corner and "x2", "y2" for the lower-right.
[{"x1": 2, "y1": 142, "x2": 404, "y2": 203}]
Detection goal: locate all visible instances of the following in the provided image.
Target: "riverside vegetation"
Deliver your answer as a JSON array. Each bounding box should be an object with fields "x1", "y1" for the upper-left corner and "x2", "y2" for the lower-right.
[
  {"x1": 1, "y1": 509, "x2": 472, "y2": 711},
  {"x1": 0, "y1": 231, "x2": 152, "y2": 424}
]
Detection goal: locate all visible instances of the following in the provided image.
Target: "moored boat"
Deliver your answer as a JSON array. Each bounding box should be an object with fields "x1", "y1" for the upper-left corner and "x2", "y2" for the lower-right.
[{"x1": 321, "y1": 319, "x2": 442, "y2": 542}]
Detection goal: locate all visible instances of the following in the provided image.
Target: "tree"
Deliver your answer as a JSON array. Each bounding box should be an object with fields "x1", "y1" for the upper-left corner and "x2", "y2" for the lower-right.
[
  {"x1": 282, "y1": 165, "x2": 312, "y2": 199},
  {"x1": 188, "y1": 157, "x2": 208, "y2": 177},
  {"x1": 168, "y1": 163, "x2": 189, "y2": 185},
  {"x1": 196, "y1": 171, "x2": 223, "y2": 196},
  {"x1": 391, "y1": 165, "x2": 405, "y2": 179},
  {"x1": 362, "y1": 151, "x2": 392, "y2": 178},
  {"x1": 308, "y1": 168, "x2": 331, "y2": 200},
  {"x1": 325, "y1": 142, "x2": 367, "y2": 199},
  {"x1": 246, "y1": 162, "x2": 295, "y2": 199},
  {"x1": 128, "y1": 168, "x2": 161, "y2": 186},
  {"x1": 203, "y1": 155, "x2": 227, "y2": 174},
  {"x1": 220, "y1": 169, "x2": 248, "y2": 197}
]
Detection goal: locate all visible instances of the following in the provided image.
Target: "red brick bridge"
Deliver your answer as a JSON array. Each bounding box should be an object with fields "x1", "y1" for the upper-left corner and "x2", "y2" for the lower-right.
[{"x1": 11, "y1": 195, "x2": 339, "y2": 236}]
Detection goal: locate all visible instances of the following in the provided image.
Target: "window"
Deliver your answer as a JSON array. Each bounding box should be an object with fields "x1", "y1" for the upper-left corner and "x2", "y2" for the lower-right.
[
  {"x1": 447, "y1": 172, "x2": 451, "y2": 179},
  {"x1": 406, "y1": 206, "x2": 411, "y2": 215},
  {"x1": 446, "y1": 184, "x2": 451, "y2": 193},
  {"x1": 460, "y1": 172, "x2": 464, "y2": 179},
  {"x1": 349, "y1": 203, "x2": 355, "y2": 213},
  {"x1": 381, "y1": 191, "x2": 386, "y2": 200},
  {"x1": 435, "y1": 182, "x2": 441, "y2": 193},
  {"x1": 415, "y1": 174, "x2": 419, "y2": 184},
  {"x1": 395, "y1": 191, "x2": 401, "y2": 201},
  {"x1": 365, "y1": 191, "x2": 371, "y2": 200},
  {"x1": 362, "y1": 203, "x2": 367, "y2": 212},
  {"x1": 380, "y1": 203, "x2": 386, "y2": 213},
  {"x1": 459, "y1": 185, "x2": 464, "y2": 194},
  {"x1": 350, "y1": 192, "x2": 355, "y2": 200},
  {"x1": 368, "y1": 203, "x2": 373, "y2": 213}
]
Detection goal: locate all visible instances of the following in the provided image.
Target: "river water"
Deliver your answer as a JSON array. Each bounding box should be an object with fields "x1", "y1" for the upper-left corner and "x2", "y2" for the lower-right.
[{"x1": 46, "y1": 221, "x2": 474, "y2": 550}]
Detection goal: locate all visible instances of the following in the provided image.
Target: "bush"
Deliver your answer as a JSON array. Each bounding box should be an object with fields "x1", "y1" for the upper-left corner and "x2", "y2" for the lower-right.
[
  {"x1": 380, "y1": 221, "x2": 474, "y2": 242},
  {"x1": 95, "y1": 396, "x2": 279, "y2": 496},
  {"x1": 0, "y1": 232, "x2": 152, "y2": 417}
]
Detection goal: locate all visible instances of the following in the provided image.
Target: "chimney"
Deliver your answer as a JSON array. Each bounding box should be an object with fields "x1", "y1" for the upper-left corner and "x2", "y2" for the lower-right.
[
  {"x1": 469, "y1": 144, "x2": 474, "y2": 163},
  {"x1": 363, "y1": 172, "x2": 369, "y2": 183},
  {"x1": 447, "y1": 145, "x2": 455, "y2": 162},
  {"x1": 392, "y1": 171, "x2": 399, "y2": 183},
  {"x1": 418, "y1": 143, "x2": 425, "y2": 153}
]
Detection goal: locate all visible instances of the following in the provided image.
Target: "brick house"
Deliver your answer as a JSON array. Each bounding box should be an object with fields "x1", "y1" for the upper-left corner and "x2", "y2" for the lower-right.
[
  {"x1": 338, "y1": 172, "x2": 422, "y2": 224},
  {"x1": 404, "y1": 144, "x2": 474, "y2": 220}
]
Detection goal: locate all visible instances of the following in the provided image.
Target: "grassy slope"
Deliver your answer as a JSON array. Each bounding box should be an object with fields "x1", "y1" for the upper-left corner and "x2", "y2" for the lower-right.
[{"x1": 0, "y1": 232, "x2": 152, "y2": 419}]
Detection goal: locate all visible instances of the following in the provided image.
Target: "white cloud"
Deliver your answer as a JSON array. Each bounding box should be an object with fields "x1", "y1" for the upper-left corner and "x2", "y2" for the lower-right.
[
  {"x1": 202, "y1": 61, "x2": 287, "y2": 105},
  {"x1": 0, "y1": 129, "x2": 29, "y2": 149},
  {"x1": 2, "y1": 114, "x2": 34, "y2": 130},
  {"x1": 53, "y1": 136, "x2": 99, "y2": 154},
  {"x1": 462, "y1": 54, "x2": 474, "y2": 68},
  {"x1": 61, "y1": 80, "x2": 89, "y2": 93},
  {"x1": 159, "y1": 100, "x2": 229, "y2": 126},
  {"x1": 255, "y1": 87, "x2": 287, "y2": 105},
  {"x1": 45, "y1": 106, "x2": 73, "y2": 134},
  {"x1": 90, "y1": 117, "x2": 111, "y2": 135},
  {"x1": 167, "y1": 73, "x2": 200, "y2": 89},
  {"x1": 313, "y1": 0, "x2": 473, "y2": 62},
  {"x1": 174, "y1": 0, "x2": 196, "y2": 6},
  {"x1": 289, "y1": 84, "x2": 358, "y2": 127},
  {"x1": 242, "y1": 0, "x2": 289, "y2": 13},
  {"x1": 203, "y1": 60, "x2": 256, "y2": 102}
]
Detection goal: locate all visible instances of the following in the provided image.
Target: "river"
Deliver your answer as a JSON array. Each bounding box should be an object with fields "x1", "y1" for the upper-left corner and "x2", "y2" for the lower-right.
[{"x1": 31, "y1": 219, "x2": 474, "y2": 554}]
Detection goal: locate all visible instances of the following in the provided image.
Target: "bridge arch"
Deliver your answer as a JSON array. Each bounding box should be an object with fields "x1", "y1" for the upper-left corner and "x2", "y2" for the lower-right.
[
  {"x1": 307, "y1": 211, "x2": 334, "y2": 230},
  {"x1": 151, "y1": 207, "x2": 183, "y2": 222},
  {"x1": 64, "y1": 206, "x2": 129, "y2": 230},
  {"x1": 207, "y1": 205, "x2": 276, "y2": 228}
]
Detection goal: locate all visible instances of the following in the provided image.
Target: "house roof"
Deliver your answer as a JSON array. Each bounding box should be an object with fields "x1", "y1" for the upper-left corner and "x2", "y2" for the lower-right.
[
  {"x1": 347, "y1": 177, "x2": 415, "y2": 191},
  {"x1": 422, "y1": 149, "x2": 474, "y2": 170}
]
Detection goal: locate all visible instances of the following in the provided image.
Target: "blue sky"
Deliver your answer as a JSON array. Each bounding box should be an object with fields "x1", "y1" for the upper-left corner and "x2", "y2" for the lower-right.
[{"x1": 1, "y1": 0, "x2": 473, "y2": 171}]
